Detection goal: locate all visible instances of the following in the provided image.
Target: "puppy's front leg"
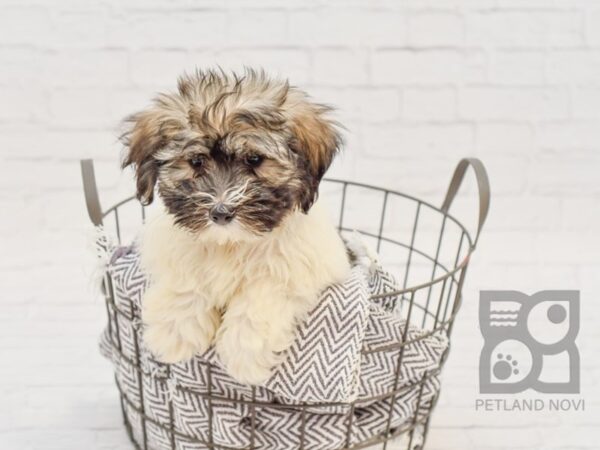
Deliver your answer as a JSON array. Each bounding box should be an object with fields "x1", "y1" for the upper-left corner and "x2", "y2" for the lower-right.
[
  {"x1": 216, "y1": 286, "x2": 299, "y2": 385},
  {"x1": 142, "y1": 282, "x2": 221, "y2": 364}
]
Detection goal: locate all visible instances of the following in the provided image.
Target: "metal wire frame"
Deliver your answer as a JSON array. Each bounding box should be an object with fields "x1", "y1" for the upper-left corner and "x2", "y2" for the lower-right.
[{"x1": 81, "y1": 158, "x2": 490, "y2": 450}]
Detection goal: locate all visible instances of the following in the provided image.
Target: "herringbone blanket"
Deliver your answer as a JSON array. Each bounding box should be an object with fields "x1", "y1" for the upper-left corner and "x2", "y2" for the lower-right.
[{"x1": 99, "y1": 243, "x2": 447, "y2": 450}]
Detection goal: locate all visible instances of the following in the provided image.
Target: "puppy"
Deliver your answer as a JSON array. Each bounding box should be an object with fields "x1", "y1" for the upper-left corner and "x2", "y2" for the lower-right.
[{"x1": 120, "y1": 69, "x2": 350, "y2": 385}]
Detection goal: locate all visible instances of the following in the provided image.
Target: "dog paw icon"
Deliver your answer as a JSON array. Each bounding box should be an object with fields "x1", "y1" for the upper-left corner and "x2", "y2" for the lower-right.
[
  {"x1": 493, "y1": 353, "x2": 519, "y2": 380},
  {"x1": 485, "y1": 339, "x2": 531, "y2": 388}
]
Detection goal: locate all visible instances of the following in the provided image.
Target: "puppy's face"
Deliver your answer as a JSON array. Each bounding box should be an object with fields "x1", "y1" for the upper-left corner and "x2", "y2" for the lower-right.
[
  {"x1": 154, "y1": 124, "x2": 309, "y2": 241},
  {"x1": 121, "y1": 70, "x2": 342, "y2": 242}
]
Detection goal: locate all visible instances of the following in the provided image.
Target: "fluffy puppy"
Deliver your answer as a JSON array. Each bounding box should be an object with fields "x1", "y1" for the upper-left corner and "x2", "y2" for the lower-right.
[{"x1": 120, "y1": 69, "x2": 350, "y2": 385}]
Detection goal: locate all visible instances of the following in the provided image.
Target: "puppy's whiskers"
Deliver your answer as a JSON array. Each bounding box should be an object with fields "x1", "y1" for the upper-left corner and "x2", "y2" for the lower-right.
[
  {"x1": 191, "y1": 191, "x2": 217, "y2": 202},
  {"x1": 222, "y1": 180, "x2": 250, "y2": 206}
]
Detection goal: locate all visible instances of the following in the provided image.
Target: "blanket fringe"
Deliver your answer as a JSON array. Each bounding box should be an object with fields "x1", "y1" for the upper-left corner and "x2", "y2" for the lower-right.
[
  {"x1": 344, "y1": 230, "x2": 380, "y2": 276},
  {"x1": 85, "y1": 224, "x2": 115, "y2": 297}
]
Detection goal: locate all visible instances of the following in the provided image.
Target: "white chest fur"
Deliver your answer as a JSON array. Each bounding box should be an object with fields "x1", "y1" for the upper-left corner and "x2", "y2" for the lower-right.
[{"x1": 138, "y1": 201, "x2": 350, "y2": 384}]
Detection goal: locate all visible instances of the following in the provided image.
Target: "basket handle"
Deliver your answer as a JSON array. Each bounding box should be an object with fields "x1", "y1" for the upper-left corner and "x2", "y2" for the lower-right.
[
  {"x1": 80, "y1": 159, "x2": 104, "y2": 226},
  {"x1": 441, "y1": 158, "x2": 490, "y2": 247}
]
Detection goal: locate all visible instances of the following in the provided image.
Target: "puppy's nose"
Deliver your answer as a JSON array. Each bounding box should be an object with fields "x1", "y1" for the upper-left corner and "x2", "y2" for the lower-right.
[{"x1": 210, "y1": 203, "x2": 235, "y2": 225}]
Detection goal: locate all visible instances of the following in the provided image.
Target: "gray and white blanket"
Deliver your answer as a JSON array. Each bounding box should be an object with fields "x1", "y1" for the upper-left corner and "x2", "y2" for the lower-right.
[{"x1": 99, "y1": 243, "x2": 447, "y2": 450}]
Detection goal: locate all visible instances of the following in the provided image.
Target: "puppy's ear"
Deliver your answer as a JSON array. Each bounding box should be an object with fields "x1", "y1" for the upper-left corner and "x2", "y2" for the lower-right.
[
  {"x1": 120, "y1": 105, "x2": 184, "y2": 205},
  {"x1": 288, "y1": 104, "x2": 342, "y2": 213}
]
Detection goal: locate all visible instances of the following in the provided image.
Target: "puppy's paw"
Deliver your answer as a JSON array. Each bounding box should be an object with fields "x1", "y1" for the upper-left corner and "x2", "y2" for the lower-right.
[
  {"x1": 144, "y1": 322, "x2": 201, "y2": 364},
  {"x1": 217, "y1": 345, "x2": 276, "y2": 385},
  {"x1": 142, "y1": 286, "x2": 221, "y2": 364},
  {"x1": 215, "y1": 326, "x2": 281, "y2": 385}
]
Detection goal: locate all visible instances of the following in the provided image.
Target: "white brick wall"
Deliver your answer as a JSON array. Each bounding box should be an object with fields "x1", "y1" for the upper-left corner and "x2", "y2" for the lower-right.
[{"x1": 1, "y1": 1, "x2": 599, "y2": 449}]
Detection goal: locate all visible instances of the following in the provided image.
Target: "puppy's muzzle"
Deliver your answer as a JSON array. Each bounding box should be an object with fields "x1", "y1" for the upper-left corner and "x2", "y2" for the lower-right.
[{"x1": 210, "y1": 203, "x2": 235, "y2": 225}]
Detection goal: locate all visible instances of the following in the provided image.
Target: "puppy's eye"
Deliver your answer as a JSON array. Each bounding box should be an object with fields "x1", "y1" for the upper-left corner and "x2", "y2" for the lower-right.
[
  {"x1": 189, "y1": 156, "x2": 205, "y2": 169},
  {"x1": 245, "y1": 154, "x2": 263, "y2": 167}
]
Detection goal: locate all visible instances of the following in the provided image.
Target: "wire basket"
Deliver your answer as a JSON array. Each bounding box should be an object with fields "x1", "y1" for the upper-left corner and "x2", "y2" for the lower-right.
[{"x1": 81, "y1": 158, "x2": 489, "y2": 450}]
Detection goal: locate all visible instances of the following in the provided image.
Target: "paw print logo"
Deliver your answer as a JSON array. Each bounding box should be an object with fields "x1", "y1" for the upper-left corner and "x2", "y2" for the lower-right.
[
  {"x1": 479, "y1": 291, "x2": 579, "y2": 394},
  {"x1": 494, "y1": 353, "x2": 519, "y2": 380}
]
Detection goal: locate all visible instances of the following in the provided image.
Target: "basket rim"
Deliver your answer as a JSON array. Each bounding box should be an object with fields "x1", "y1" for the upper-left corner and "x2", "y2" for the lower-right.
[
  {"x1": 103, "y1": 178, "x2": 474, "y2": 252},
  {"x1": 100, "y1": 177, "x2": 475, "y2": 298}
]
